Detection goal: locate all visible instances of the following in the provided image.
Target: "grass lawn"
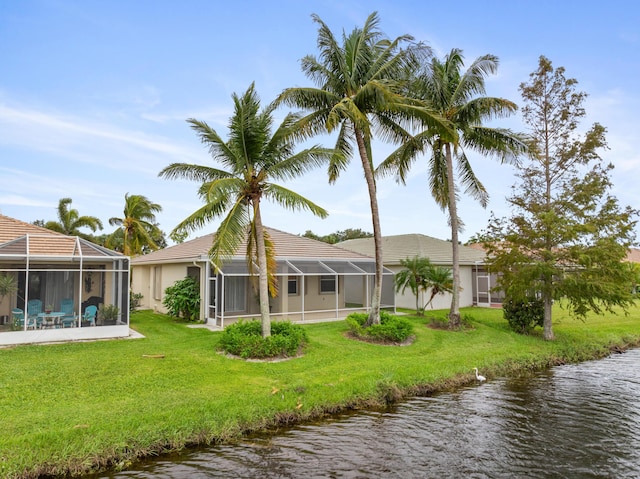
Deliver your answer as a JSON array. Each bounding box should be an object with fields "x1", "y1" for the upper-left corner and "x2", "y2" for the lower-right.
[{"x1": 1, "y1": 305, "x2": 639, "y2": 478}]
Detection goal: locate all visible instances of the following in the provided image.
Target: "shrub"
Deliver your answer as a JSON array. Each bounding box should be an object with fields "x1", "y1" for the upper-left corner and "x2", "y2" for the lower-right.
[
  {"x1": 218, "y1": 320, "x2": 308, "y2": 359},
  {"x1": 130, "y1": 291, "x2": 143, "y2": 312},
  {"x1": 503, "y1": 296, "x2": 544, "y2": 334},
  {"x1": 162, "y1": 276, "x2": 200, "y2": 321},
  {"x1": 346, "y1": 311, "x2": 414, "y2": 343}
]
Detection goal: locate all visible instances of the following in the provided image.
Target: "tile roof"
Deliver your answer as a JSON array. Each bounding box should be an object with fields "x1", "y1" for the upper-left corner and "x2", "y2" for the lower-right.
[
  {"x1": 0, "y1": 214, "x2": 63, "y2": 244},
  {"x1": 0, "y1": 214, "x2": 123, "y2": 258},
  {"x1": 337, "y1": 234, "x2": 486, "y2": 265},
  {"x1": 131, "y1": 226, "x2": 374, "y2": 265},
  {"x1": 626, "y1": 248, "x2": 640, "y2": 263}
]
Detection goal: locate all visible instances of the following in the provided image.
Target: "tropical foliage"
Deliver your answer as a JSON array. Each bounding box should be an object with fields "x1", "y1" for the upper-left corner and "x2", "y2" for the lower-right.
[
  {"x1": 277, "y1": 12, "x2": 444, "y2": 327},
  {"x1": 345, "y1": 311, "x2": 414, "y2": 343},
  {"x1": 159, "y1": 83, "x2": 332, "y2": 337},
  {"x1": 395, "y1": 256, "x2": 453, "y2": 315},
  {"x1": 302, "y1": 228, "x2": 372, "y2": 244},
  {"x1": 43, "y1": 197, "x2": 103, "y2": 239},
  {"x1": 162, "y1": 276, "x2": 201, "y2": 322},
  {"x1": 379, "y1": 48, "x2": 526, "y2": 328},
  {"x1": 218, "y1": 320, "x2": 308, "y2": 359},
  {"x1": 108, "y1": 193, "x2": 163, "y2": 256}
]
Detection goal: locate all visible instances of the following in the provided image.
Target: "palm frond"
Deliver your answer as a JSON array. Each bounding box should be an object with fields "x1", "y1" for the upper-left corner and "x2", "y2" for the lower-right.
[{"x1": 263, "y1": 184, "x2": 329, "y2": 219}]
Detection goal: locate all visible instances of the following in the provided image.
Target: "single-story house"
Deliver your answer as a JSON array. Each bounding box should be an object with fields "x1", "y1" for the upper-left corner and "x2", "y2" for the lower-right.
[
  {"x1": 0, "y1": 214, "x2": 130, "y2": 346},
  {"x1": 130, "y1": 227, "x2": 395, "y2": 328},
  {"x1": 337, "y1": 234, "x2": 495, "y2": 310}
]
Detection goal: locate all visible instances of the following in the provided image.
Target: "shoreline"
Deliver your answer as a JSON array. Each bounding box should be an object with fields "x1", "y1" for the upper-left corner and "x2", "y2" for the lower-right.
[{"x1": 3, "y1": 308, "x2": 640, "y2": 478}]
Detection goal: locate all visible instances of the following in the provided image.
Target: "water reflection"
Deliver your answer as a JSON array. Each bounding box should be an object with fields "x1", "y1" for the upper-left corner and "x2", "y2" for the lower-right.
[{"x1": 96, "y1": 349, "x2": 640, "y2": 478}]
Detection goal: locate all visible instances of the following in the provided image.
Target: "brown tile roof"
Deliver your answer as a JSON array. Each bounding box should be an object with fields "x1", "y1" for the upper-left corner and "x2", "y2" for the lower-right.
[
  {"x1": 131, "y1": 226, "x2": 374, "y2": 265},
  {"x1": 337, "y1": 234, "x2": 486, "y2": 266},
  {"x1": 626, "y1": 248, "x2": 640, "y2": 263},
  {"x1": 0, "y1": 214, "x2": 123, "y2": 258},
  {"x1": 0, "y1": 214, "x2": 63, "y2": 244}
]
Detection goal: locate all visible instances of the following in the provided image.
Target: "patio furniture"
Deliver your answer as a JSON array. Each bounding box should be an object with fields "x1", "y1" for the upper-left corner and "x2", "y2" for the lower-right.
[
  {"x1": 83, "y1": 305, "x2": 97, "y2": 327},
  {"x1": 60, "y1": 298, "x2": 75, "y2": 327},
  {"x1": 38, "y1": 312, "x2": 64, "y2": 329},
  {"x1": 27, "y1": 299, "x2": 43, "y2": 328}
]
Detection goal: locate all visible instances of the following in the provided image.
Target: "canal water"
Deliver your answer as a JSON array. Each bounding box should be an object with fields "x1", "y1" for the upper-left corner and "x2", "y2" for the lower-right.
[{"x1": 98, "y1": 348, "x2": 640, "y2": 478}]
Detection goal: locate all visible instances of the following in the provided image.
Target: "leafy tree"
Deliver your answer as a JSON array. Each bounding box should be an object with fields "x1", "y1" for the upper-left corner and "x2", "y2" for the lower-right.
[
  {"x1": 395, "y1": 256, "x2": 453, "y2": 315},
  {"x1": 379, "y1": 48, "x2": 526, "y2": 328},
  {"x1": 43, "y1": 197, "x2": 103, "y2": 239},
  {"x1": 483, "y1": 56, "x2": 638, "y2": 340},
  {"x1": 159, "y1": 83, "x2": 332, "y2": 338},
  {"x1": 302, "y1": 228, "x2": 373, "y2": 244},
  {"x1": 108, "y1": 193, "x2": 163, "y2": 257},
  {"x1": 277, "y1": 12, "x2": 444, "y2": 327}
]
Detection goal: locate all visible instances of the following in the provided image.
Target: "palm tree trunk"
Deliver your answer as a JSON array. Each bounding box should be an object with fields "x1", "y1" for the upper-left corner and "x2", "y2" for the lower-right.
[
  {"x1": 355, "y1": 129, "x2": 382, "y2": 327},
  {"x1": 253, "y1": 204, "x2": 271, "y2": 338},
  {"x1": 445, "y1": 144, "x2": 461, "y2": 328}
]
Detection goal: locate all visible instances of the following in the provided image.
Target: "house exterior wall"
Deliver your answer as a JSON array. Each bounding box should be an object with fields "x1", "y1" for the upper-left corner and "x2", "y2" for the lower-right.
[{"x1": 131, "y1": 263, "x2": 192, "y2": 314}]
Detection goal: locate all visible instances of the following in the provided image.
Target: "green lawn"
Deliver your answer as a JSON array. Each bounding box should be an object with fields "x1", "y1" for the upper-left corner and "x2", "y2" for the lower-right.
[{"x1": 1, "y1": 305, "x2": 639, "y2": 478}]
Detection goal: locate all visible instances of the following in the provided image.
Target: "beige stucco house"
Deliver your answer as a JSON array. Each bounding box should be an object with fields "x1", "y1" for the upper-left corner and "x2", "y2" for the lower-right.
[
  {"x1": 130, "y1": 227, "x2": 395, "y2": 328},
  {"x1": 0, "y1": 214, "x2": 130, "y2": 346},
  {"x1": 337, "y1": 234, "x2": 492, "y2": 311}
]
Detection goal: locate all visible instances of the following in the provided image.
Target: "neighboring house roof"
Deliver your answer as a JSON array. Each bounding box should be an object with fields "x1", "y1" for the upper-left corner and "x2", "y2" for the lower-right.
[
  {"x1": 337, "y1": 234, "x2": 486, "y2": 266},
  {"x1": 626, "y1": 248, "x2": 640, "y2": 263},
  {"x1": 0, "y1": 214, "x2": 123, "y2": 258},
  {"x1": 131, "y1": 226, "x2": 375, "y2": 266},
  {"x1": 0, "y1": 214, "x2": 63, "y2": 243}
]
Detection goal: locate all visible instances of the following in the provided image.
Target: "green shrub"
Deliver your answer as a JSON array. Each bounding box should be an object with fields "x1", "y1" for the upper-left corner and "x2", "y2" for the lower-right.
[
  {"x1": 346, "y1": 311, "x2": 414, "y2": 343},
  {"x1": 162, "y1": 276, "x2": 200, "y2": 321},
  {"x1": 218, "y1": 320, "x2": 308, "y2": 359},
  {"x1": 503, "y1": 296, "x2": 544, "y2": 334},
  {"x1": 130, "y1": 291, "x2": 143, "y2": 312}
]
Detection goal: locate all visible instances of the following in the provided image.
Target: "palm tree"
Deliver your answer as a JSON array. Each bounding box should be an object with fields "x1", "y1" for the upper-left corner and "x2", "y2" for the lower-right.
[
  {"x1": 422, "y1": 265, "x2": 453, "y2": 310},
  {"x1": 108, "y1": 194, "x2": 163, "y2": 257},
  {"x1": 379, "y1": 49, "x2": 526, "y2": 328},
  {"x1": 159, "y1": 83, "x2": 332, "y2": 338},
  {"x1": 277, "y1": 12, "x2": 446, "y2": 326},
  {"x1": 44, "y1": 197, "x2": 103, "y2": 239},
  {"x1": 395, "y1": 256, "x2": 432, "y2": 315},
  {"x1": 395, "y1": 256, "x2": 454, "y2": 314}
]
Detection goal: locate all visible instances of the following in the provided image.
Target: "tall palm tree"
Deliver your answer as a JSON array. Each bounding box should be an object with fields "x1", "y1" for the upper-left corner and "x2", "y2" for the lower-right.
[
  {"x1": 277, "y1": 12, "x2": 446, "y2": 326},
  {"x1": 379, "y1": 49, "x2": 526, "y2": 328},
  {"x1": 159, "y1": 83, "x2": 332, "y2": 338},
  {"x1": 108, "y1": 193, "x2": 163, "y2": 257},
  {"x1": 44, "y1": 197, "x2": 103, "y2": 239}
]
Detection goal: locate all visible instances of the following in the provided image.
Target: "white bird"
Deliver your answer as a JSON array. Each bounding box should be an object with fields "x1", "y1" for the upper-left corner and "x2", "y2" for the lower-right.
[{"x1": 473, "y1": 367, "x2": 486, "y2": 383}]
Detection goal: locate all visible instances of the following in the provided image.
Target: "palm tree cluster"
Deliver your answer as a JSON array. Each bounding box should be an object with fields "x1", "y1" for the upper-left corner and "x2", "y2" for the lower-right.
[
  {"x1": 39, "y1": 12, "x2": 525, "y2": 337},
  {"x1": 160, "y1": 11, "x2": 526, "y2": 335},
  {"x1": 394, "y1": 256, "x2": 453, "y2": 315}
]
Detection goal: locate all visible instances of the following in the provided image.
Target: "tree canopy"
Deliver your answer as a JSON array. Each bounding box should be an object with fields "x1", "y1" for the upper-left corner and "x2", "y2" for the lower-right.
[
  {"x1": 160, "y1": 83, "x2": 332, "y2": 337},
  {"x1": 482, "y1": 56, "x2": 638, "y2": 340}
]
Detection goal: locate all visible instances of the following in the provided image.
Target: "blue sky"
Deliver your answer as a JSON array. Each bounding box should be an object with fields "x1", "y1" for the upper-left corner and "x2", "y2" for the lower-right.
[{"x1": 1, "y1": 0, "x2": 639, "y2": 244}]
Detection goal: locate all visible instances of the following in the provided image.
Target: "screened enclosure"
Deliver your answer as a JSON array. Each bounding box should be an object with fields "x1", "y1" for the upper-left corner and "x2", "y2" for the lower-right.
[
  {"x1": 207, "y1": 258, "x2": 395, "y2": 328},
  {"x1": 0, "y1": 233, "x2": 130, "y2": 346}
]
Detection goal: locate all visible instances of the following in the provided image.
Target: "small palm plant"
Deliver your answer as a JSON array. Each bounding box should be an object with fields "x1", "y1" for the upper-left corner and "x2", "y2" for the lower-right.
[{"x1": 0, "y1": 274, "x2": 18, "y2": 306}]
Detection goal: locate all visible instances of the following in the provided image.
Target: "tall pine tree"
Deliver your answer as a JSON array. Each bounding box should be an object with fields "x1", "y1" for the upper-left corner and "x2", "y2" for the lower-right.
[{"x1": 484, "y1": 56, "x2": 638, "y2": 340}]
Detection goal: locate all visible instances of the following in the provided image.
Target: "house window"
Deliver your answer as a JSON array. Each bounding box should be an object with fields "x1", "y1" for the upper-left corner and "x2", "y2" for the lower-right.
[
  {"x1": 320, "y1": 275, "x2": 336, "y2": 294},
  {"x1": 224, "y1": 276, "x2": 246, "y2": 312},
  {"x1": 288, "y1": 276, "x2": 298, "y2": 295},
  {"x1": 153, "y1": 266, "x2": 162, "y2": 300}
]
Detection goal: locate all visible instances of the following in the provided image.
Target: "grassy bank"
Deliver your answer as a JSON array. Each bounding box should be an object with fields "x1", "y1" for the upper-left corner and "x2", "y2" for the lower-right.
[{"x1": 1, "y1": 305, "x2": 639, "y2": 478}]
